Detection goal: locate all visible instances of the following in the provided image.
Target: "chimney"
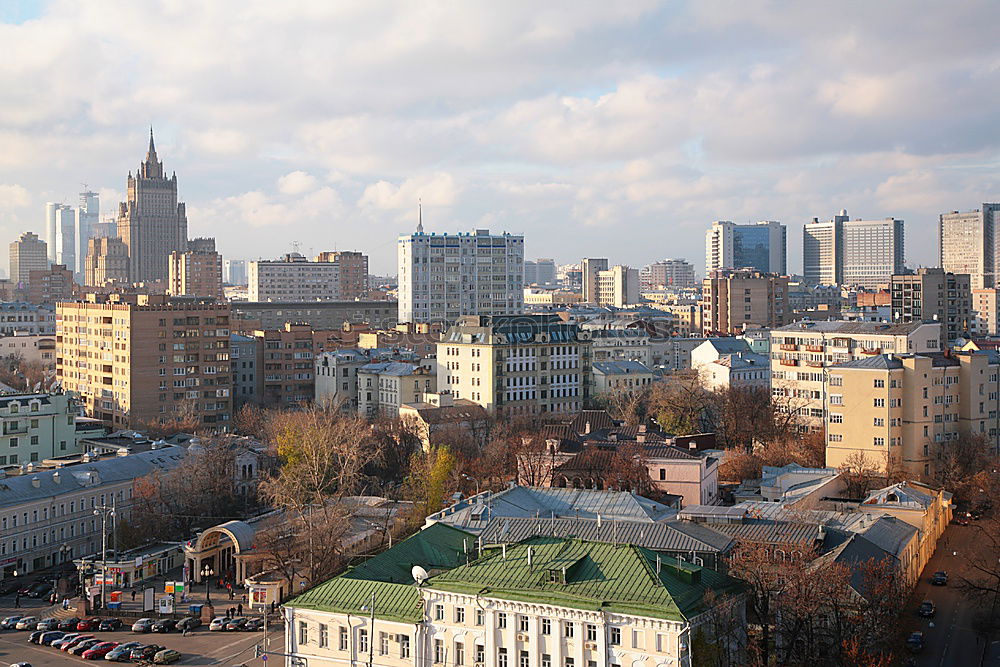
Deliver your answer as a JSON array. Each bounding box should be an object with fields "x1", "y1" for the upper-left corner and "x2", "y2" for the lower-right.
[
  {"x1": 52, "y1": 471, "x2": 60, "y2": 484},
  {"x1": 31, "y1": 476, "x2": 40, "y2": 488}
]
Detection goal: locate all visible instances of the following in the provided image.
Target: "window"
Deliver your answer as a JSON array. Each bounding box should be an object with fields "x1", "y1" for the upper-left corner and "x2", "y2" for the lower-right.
[
  {"x1": 455, "y1": 642, "x2": 465, "y2": 666},
  {"x1": 542, "y1": 655, "x2": 552, "y2": 667},
  {"x1": 830, "y1": 394, "x2": 843, "y2": 405},
  {"x1": 298, "y1": 622, "x2": 308, "y2": 645},
  {"x1": 564, "y1": 621, "x2": 574, "y2": 638},
  {"x1": 497, "y1": 612, "x2": 507, "y2": 629},
  {"x1": 873, "y1": 398, "x2": 885, "y2": 408},
  {"x1": 498, "y1": 648, "x2": 508, "y2": 667},
  {"x1": 586, "y1": 624, "x2": 597, "y2": 641},
  {"x1": 339, "y1": 626, "x2": 348, "y2": 651},
  {"x1": 610, "y1": 627, "x2": 621, "y2": 645},
  {"x1": 874, "y1": 379, "x2": 885, "y2": 388},
  {"x1": 455, "y1": 606, "x2": 465, "y2": 623},
  {"x1": 830, "y1": 413, "x2": 843, "y2": 424},
  {"x1": 520, "y1": 650, "x2": 530, "y2": 667},
  {"x1": 475, "y1": 645, "x2": 485, "y2": 664},
  {"x1": 874, "y1": 417, "x2": 884, "y2": 427},
  {"x1": 358, "y1": 628, "x2": 368, "y2": 653},
  {"x1": 434, "y1": 639, "x2": 445, "y2": 664},
  {"x1": 400, "y1": 635, "x2": 410, "y2": 659},
  {"x1": 475, "y1": 608, "x2": 485, "y2": 626},
  {"x1": 632, "y1": 629, "x2": 645, "y2": 649},
  {"x1": 518, "y1": 615, "x2": 529, "y2": 632},
  {"x1": 874, "y1": 437, "x2": 886, "y2": 446},
  {"x1": 318, "y1": 624, "x2": 328, "y2": 648},
  {"x1": 435, "y1": 604, "x2": 444, "y2": 621},
  {"x1": 565, "y1": 659, "x2": 575, "y2": 667},
  {"x1": 541, "y1": 618, "x2": 551, "y2": 635},
  {"x1": 829, "y1": 375, "x2": 843, "y2": 386},
  {"x1": 380, "y1": 632, "x2": 389, "y2": 655}
]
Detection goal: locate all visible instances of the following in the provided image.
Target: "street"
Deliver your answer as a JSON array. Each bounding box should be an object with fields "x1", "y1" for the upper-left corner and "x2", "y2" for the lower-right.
[{"x1": 901, "y1": 523, "x2": 1000, "y2": 666}]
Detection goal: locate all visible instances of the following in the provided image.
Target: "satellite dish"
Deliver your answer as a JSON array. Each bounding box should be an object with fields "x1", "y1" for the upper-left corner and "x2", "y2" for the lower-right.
[{"x1": 411, "y1": 565, "x2": 429, "y2": 585}]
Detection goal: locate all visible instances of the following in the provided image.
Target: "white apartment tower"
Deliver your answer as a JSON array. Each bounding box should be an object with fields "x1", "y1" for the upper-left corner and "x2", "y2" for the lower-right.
[
  {"x1": 705, "y1": 220, "x2": 786, "y2": 276},
  {"x1": 397, "y1": 228, "x2": 524, "y2": 325},
  {"x1": 939, "y1": 204, "x2": 1000, "y2": 290},
  {"x1": 803, "y1": 211, "x2": 905, "y2": 289}
]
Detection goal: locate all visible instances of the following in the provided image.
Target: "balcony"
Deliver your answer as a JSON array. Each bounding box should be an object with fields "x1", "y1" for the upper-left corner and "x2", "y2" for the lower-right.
[
  {"x1": 779, "y1": 344, "x2": 798, "y2": 351},
  {"x1": 805, "y1": 345, "x2": 824, "y2": 352},
  {"x1": 805, "y1": 360, "x2": 824, "y2": 368},
  {"x1": 861, "y1": 347, "x2": 882, "y2": 355},
  {"x1": 780, "y1": 359, "x2": 799, "y2": 367}
]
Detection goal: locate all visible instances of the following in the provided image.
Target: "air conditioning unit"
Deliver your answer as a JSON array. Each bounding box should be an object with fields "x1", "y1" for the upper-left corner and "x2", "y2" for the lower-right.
[
  {"x1": 516, "y1": 633, "x2": 529, "y2": 642},
  {"x1": 584, "y1": 642, "x2": 598, "y2": 650}
]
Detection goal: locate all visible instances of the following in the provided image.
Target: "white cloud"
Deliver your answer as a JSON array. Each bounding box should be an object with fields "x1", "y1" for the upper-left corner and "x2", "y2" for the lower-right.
[
  {"x1": 277, "y1": 171, "x2": 317, "y2": 195},
  {"x1": 359, "y1": 173, "x2": 458, "y2": 211}
]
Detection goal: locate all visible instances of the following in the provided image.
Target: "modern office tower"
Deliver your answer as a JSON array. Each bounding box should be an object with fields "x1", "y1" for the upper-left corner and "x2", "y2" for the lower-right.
[
  {"x1": 56, "y1": 294, "x2": 233, "y2": 431},
  {"x1": 169, "y1": 248, "x2": 224, "y2": 299},
  {"x1": 803, "y1": 211, "x2": 905, "y2": 288},
  {"x1": 640, "y1": 258, "x2": 697, "y2": 289},
  {"x1": 315, "y1": 251, "x2": 369, "y2": 299},
  {"x1": 939, "y1": 204, "x2": 1000, "y2": 289},
  {"x1": 705, "y1": 220, "x2": 787, "y2": 276},
  {"x1": 891, "y1": 268, "x2": 971, "y2": 344},
  {"x1": 397, "y1": 228, "x2": 524, "y2": 324},
  {"x1": 841, "y1": 217, "x2": 905, "y2": 289},
  {"x1": 803, "y1": 210, "x2": 849, "y2": 285},
  {"x1": 437, "y1": 314, "x2": 592, "y2": 416},
  {"x1": 581, "y1": 257, "x2": 609, "y2": 303},
  {"x1": 249, "y1": 251, "x2": 369, "y2": 302},
  {"x1": 75, "y1": 190, "x2": 99, "y2": 275},
  {"x1": 44, "y1": 202, "x2": 72, "y2": 263},
  {"x1": 771, "y1": 321, "x2": 942, "y2": 430},
  {"x1": 84, "y1": 237, "x2": 130, "y2": 286},
  {"x1": 116, "y1": 130, "x2": 189, "y2": 283},
  {"x1": 26, "y1": 264, "x2": 74, "y2": 305},
  {"x1": 524, "y1": 258, "x2": 557, "y2": 286},
  {"x1": 594, "y1": 265, "x2": 640, "y2": 307},
  {"x1": 701, "y1": 269, "x2": 789, "y2": 335},
  {"x1": 824, "y1": 350, "x2": 1000, "y2": 479},
  {"x1": 223, "y1": 259, "x2": 248, "y2": 286},
  {"x1": 92, "y1": 218, "x2": 118, "y2": 239},
  {"x1": 972, "y1": 288, "x2": 999, "y2": 336},
  {"x1": 9, "y1": 232, "x2": 48, "y2": 287}
]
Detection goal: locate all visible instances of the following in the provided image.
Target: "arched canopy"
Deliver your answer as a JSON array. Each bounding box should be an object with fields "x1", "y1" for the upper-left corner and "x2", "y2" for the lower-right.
[{"x1": 191, "y1": 520, "x2": 255, "y2": 554}]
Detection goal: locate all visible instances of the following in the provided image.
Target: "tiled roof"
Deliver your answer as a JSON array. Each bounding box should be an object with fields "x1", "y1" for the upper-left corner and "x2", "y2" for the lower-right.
[
  {"x1": 593, "y1": 360, "x2": 654, "y2": 375},
  {"x1": 702, "y1": 338, "x2": 752, "y2": 354},
  {"x1": 357, "y1": 361, "x2": 423, "y2": 376},
  {"x1": 401, "y1": 400, "x2": 489, "y2": 425},
  {"x1": 833, "y1": 354, "x2": 903, "y2": 370},
  {"x1": 862, "y1": 481, "x2": 936, "y2": 510},
  {"x1": 705, "y1": 519, "x2": 821, "y2": 548},
  {"x1": 425, "y1": 536, "x2": 744, "y2": 622}
]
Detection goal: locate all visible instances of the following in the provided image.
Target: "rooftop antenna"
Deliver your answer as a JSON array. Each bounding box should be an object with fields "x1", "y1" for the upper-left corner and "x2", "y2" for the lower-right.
[{"x1": 411, "y1": 565, "x2": 429, "y2": 585}]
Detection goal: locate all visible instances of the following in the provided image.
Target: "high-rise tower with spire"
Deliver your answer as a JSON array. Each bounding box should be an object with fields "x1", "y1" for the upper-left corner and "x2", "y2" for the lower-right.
[{"x1": 116, "y1": 129, "x2": 189, "y2": 283}]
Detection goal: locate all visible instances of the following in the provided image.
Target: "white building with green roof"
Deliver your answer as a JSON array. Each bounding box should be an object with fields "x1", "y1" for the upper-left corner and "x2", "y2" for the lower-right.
[{"x1": 284, "y1": 525, "x2": 744, "y2": 667}]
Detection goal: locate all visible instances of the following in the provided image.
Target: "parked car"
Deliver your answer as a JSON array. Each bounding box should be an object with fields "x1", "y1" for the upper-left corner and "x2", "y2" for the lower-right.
[
  {"x1": 35, "y1": 618, "x2": 59, "y2": 631},
  {"x1": 9, "y1": 663, "x2": 32, "y2": 667},
  {"x1": 918, "y1": 600, "x2": 936, "y2": 617},
  {"x1": 61, "y1": 634, "x2": 96, "y2": 651},
  {"x1": 77, "y1": 617, "x2": 103, "y2": 631},
  {"x1": 99, "y1": 618, "x2": 123, "y2": 632},
  {"x1": 57, "y1": 617, "x2": 82, "y2": 630},
  {"x1": 71, "y1": 639, "x2": 104, "y2": 656},
  {"x1": 25, "y1": 581, "x2": 50, "y2": 598},
  {"x1": 225, "y1": 618, "x2": 248, "y2": 632},
  {"x1": 0, "y1": 616, "x2": 23, "y2": 630},
  {"x1": 243, "y1": 618, "x2": 264, "y2": 632},
  {"x1": 952, "y1": 513, "x2": 971, "y2": 526},
  {"x1": 129, "y1": 645, "x2": 164, "y2": 661},
  {"x1": 27, "y1": 631, "x2": 44, "y2": 644},
  {"x1": 152, "y1": 649, "x2": 181, "y2": 665},
  {"x1": 932, "y1": 571, "x2": 948, "y2": 586},
  {"x1": 208, "y1": 617, "x2": 231, "y2": 631},
  {"x1": 175, "y1": 617, "x2": 201, "y2": 632},
  {"x1": 151, "y1": 619, "x2": 177, "y2": 633},
  {"x1": 104, "y1": 641, "x2": 144, "y2": 661},
  {"x1": 907, "y1": 631, "x2": 925, "y2": 652},
  {"x1": 131, "y1": 618, "x2": 155, "y2": 633},
  {"x1": 39, "y1": 631, "x2": 66, "y2": 646},
  {"x1": 83, "y1": 642, "x2": 120, "y2": 660},
  {"x1": 51, "y1": 633, "x2": 81, "y2": 649},
  {"x1": 14, "y1": 617, "x2": 38, "y2": 630}
]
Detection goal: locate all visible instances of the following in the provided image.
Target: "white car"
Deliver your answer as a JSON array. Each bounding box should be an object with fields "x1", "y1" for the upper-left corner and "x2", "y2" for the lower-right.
[
  {"x1": 0, "y1": 616, "x2": 23, "y2": 629},
  {"x1": 209, "y1": 617, "x2": 231, "y2": 632},
  {"x1": 14, "y1": 617, "x2": 38, "y2": 630}
]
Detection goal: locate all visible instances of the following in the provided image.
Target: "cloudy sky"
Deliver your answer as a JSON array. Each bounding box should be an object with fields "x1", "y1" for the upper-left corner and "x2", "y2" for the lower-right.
[{"x1": 2, "y1": 0, "x2": 999, "y2": 276}]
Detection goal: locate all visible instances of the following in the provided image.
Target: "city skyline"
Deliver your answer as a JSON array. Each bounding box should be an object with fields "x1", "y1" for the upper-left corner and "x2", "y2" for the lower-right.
[{"x1": 1, "y1": 2, "x2": 999, "y2": 275}]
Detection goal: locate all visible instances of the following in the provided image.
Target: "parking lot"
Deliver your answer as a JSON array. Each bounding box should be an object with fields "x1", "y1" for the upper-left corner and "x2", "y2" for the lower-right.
[{"x1": 0, "y1": 619, "x2": 279, "y2": 666}]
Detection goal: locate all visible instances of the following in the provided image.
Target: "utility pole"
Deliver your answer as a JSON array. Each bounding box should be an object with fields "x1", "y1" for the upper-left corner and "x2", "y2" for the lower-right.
[{"x1": 93, "y1": 505, "x2": 115, "y2": 609}]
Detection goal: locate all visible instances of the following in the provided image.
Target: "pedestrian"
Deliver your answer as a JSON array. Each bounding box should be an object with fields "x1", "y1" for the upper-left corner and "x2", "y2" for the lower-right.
[
  {"x1": 237, "y1": 603, "x2": 243, "y2": 616},
  {"x1": 270, "y1": 600, "x2": 276, "y2": 615},
  {"x1": 14, "y1": 593, "x2": 20, "y2": 608},
  {"x1": 182, "y1": 625, "x2": 189, "y2": 637},
  {"x1": 131, "y1": 589, "x2": 136, "y2": 602},
  {"x1": 241, "y1": 593, "x2": 247, "y2": 604}
]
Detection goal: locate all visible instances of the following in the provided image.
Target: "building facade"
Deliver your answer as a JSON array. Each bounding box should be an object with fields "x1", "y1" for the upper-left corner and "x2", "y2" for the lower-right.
[
  {"x1": 701, "y1": 270, "x2": 788, "y2": 335},
  {"x1": 357, "y1": 361, "x2": 436, "y2": 418},
  {"x1": 230, "y1": 333, "x2": 260, "y2": 408},
  {"x1": 116, "y1": 131, "x2": 189, "y2": 283},
  {"x1": 0, "y1": 303, "x2": 56, "y2": 336},
  {"x1": 594, "y1": 265, "x2": 640, "y2": 307},
  {"x1": 255, "y1": 323, "x2": 320, "y2": 407},
  {"x1": 438, "y1": 315, "x2": 592, "y2": 417},
  {"x1": 75, "y1": 190, "x2": 99, "y2": 276},
  {"x1": 0, "y1": 392, "x2": 84, "y2": 468},
  {"x1": 315, "y1": 251, "x2": 369, "y2": 300},
  {"x1": 939, "y1": 204, "x2": 1000, "y2": 289},
  {"x1": 803, "y1": 211, "x2": 905, "y2": 289},
  {"x1": 397, "y1": 229, "x2": 524, "y2": 325},
  {"x1": 231, "y1": 301, "x2": 397, "y2": 332},
  {"x1": 26, "y1": 264, "x2": 74, "y2": 306},
  {"x1": 523, "y1": 258, "x2": 556, "y2": 286},
  {"x1": 249, "y1": 251, "x2": 369, "y2": 302},
  {"x1": 705, "y1": 220, "x2": 786, "y2": 275},
  {"x1": 972, "y1": 288, "x2": 999, "y2": 336},
  {"x1": 56, "y1": 295, "x2": 232, "y2": 431},
  {"x1": 223, "y1": 259, "x2": 248, "y2": 286},
  {"x1": 890, "y1": 268, "x2": 971, "y2": 344},
  {"x1": 9, "y1": 232, "x2": 48, "y2": 289},
  {"x1": 641, "y1": 259, "x2": 697, "y2": 289},
  {"x1": 169, "y1": 248, "x2": 224, "y2": 299},
  {"x1": 84, "y1": 237, "x2": 130, "y2": 287}
]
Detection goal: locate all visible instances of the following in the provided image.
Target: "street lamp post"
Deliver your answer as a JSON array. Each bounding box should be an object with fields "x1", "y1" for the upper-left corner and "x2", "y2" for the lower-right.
[
  {"x1": 461, "y1": 473, "x2": 480, "y2": 495},
  {"x1": 93, "y1": 505, "x2": 115, "y2": 610},
  {"x1": 201, "y1": 564, "x2": 214, "y2": 604}
]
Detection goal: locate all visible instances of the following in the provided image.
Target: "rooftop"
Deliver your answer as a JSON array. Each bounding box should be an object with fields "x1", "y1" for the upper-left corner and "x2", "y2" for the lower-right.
[
  {"x1": 593, "y1": 360, "x2": 654, "y2": 375},
  {"x1": 773, "y1": 320, "x2": 934, "y2": 335}
]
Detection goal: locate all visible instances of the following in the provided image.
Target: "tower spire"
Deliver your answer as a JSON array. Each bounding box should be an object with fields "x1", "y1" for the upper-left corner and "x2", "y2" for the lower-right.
[{"x1": 417, "y1": 198, "x2": 423, "y2": 233}]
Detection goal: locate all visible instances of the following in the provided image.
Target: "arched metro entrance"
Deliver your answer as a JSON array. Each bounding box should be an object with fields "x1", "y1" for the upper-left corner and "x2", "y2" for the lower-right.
[{"x1": 183, "y1": 520, "x2": 255, "y2": 585}]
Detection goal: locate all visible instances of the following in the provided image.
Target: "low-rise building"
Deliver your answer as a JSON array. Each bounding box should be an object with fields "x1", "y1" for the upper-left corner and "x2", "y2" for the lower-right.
[
  {"x1": 592, "y1": 360, "x2": 657, "y2": 395},
  {"x1": 0, "y1": 392, "x2": 85, "y2": 467},
  {"x1": 357, "y1": 361, "x2": 436, "y2": 418},
  {"x1": 0, "y1": 333, "x2": 56, "y2": 367},
  {"x1": 398, "y1": 392, "x2": 490, "y2": 450},
  {"x1": 316, "y1": 348, "x2": 420, "y2": 411},
  {"x1": 0, "y1": 303, "x2": 56, "y2": 336}
]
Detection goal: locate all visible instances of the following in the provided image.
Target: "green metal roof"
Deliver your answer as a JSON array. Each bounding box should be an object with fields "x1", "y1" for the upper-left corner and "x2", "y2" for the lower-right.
[
  {"x1": 285, "y1": 522, "x2": 475, "y2": 623},
  {"x1": 425, "y1": 536, "x2": 743, "y2": 622}
]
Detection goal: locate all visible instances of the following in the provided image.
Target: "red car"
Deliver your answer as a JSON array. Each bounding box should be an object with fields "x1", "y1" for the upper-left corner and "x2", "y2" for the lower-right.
[
  {"x1": 61, "y1": 634, "x2": 95, "y2": 651},
  {"x1": 82, "y1": 641, "x2": 119, "y2": 660},
  {"x1": 76, "y1": 618, "x2": 103, "y2": 631}
]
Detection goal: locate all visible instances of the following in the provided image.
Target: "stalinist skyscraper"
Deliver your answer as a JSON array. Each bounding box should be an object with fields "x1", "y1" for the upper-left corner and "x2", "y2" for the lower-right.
[{"x1": 117, "y1": 129, "x2": 188, "y2": 283}]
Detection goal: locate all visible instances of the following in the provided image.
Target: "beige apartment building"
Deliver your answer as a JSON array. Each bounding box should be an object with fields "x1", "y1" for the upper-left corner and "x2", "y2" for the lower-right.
[
  {"x1": 972, "y1": 288, "x2": 998, "y2": 336},
  {"x1": 56, "y1": 294, "x2": 233, "y2": 431},
  {"x1": 357, "y1": 361, "x2": 436, "y2": 418},
  {"x1": 9, "y1": 232, "x2": 48, "y2": 288},
  {"x1": 84, "y1": 237, "x2": 130, "y2": 287},
  {"x1": 824, "y1": 351, "x2": 1000, "y2": 479},
  {"x1": 702, "y1": 269, "x2": 788, "y2": 335},
  {"x1": 595, "y1": 265, "x2": 640, "y2": 307},
  {"x1": 939, "y1": 204, "x2": 1000, "y2": 289},
  {"x1": 168, "y1": 248, "x2": 224, "y2": 299},
  {"x1": 315, "y1": 251, "x2": 369, "y2": 300},
  {"x1": 891, "y1": 268, "x2": 971, "y2": 344},
  {"x1": 770, "y1": 321, "x2": 942, "y2": 428},
  {"x1": 26, "y1": 264, "x2": 74, "y2": 306},
  {"x1": 437, "y1": 315, "x2": 592, "y2": 417}
]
